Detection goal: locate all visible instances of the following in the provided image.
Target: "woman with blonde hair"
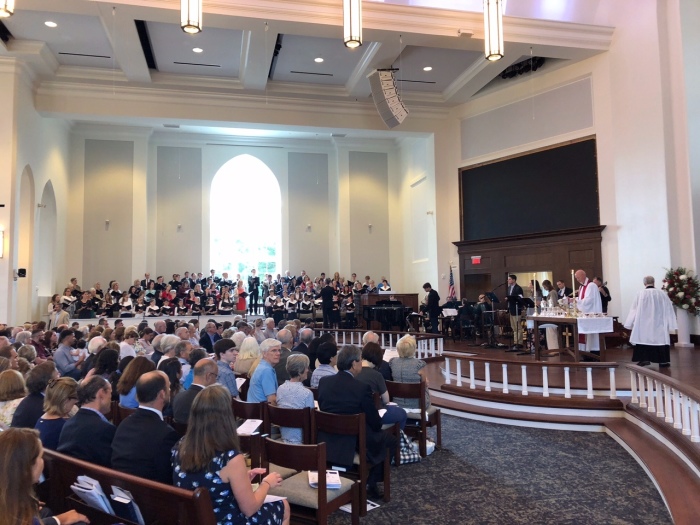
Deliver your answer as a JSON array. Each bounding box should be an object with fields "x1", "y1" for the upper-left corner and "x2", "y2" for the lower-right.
[
  {"x1": 234, "y1": 336, "x2": 261, "y2": 375},
  {"x1": 0, "y1": 369, "x2": 27, "y2": 428},
  {"x1": 172, "y1": 385, "x2": 290, "y2": 525},
  {"x1": 389, "y1": 334, "x2": 431, "y2": 409},
  {"x1": 0, "y1": 428, "x2": 88, "y2": 525},
  {"x1": 34, "y1": 377, "x2": 78, "y2": 449}
]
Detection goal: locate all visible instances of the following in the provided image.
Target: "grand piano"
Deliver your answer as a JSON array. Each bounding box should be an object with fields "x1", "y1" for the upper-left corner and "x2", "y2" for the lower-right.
[{"x1": 360, "y1": 293, "x2": 418, "y2": 331}]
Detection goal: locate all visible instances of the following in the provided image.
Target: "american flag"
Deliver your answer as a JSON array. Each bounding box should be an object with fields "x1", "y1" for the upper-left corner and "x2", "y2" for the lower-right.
[{"x1": 448, "y1": 266, "x2": 456, "y2": 300}]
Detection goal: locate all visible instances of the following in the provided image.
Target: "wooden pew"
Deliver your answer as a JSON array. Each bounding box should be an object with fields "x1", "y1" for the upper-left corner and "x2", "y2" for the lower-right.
[{"x1": 40, "y1": 449, "x2": 217, "y2": 525}]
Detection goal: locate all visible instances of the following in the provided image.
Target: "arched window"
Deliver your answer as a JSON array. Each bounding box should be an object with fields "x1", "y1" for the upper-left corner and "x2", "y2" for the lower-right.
[{"x1": 210, "y1": 155, "x2": 281, "y2": 280}]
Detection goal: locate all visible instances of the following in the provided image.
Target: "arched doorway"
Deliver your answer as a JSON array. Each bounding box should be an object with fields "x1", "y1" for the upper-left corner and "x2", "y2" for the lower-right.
[
  {"x1": 36, "y1": 180, "x2": 57, "y2": 318},
  {"x1": 16, "y1": 166, "x2": 35, "y2": 324},
  {"x1": 210, "y1": 155, "x2": 281, "y2": 280}
]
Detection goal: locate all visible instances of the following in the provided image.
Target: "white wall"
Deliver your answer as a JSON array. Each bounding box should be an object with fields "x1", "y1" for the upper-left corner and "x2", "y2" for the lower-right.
[
  {"x1": 1, "y1": 61, "x2": 71, "y2": 325},
  {"x1": 83, "y1": 139, "x2": 134, "y2": 290},
  {"x1": 454, "y1": 0, "x2": 696, "y2": 322},
  {"x1": 397, "y1": 136, "x2": 439, "y2": 295},
  {"x1": 348, "y1": 151, "x2": 390, "y2": 281},
  {"x1": 288, "y1": 152, "x2": 330, "y2": 277},
  {"x1": 59, "y1": 134, "x2": 411, "y2": 293},
  {"x1": 155, "y1": 146, "x2": 202, "y2": 278}
]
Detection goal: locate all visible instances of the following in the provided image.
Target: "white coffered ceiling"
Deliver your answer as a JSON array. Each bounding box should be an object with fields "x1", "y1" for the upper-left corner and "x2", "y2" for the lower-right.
[{"x1": 0, "y1": 0, "x2": 614, "y2": 137}]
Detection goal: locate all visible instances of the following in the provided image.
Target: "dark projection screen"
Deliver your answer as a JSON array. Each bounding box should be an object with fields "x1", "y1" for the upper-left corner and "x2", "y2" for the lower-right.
[{"x1": 460, "y1": 139, "x2": 599, "y2": 241}]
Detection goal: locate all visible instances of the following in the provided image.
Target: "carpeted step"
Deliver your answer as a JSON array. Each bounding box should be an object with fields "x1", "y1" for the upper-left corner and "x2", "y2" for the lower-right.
[{"x1": 605, "y1": 418, "x2": 700, "y2": 525}]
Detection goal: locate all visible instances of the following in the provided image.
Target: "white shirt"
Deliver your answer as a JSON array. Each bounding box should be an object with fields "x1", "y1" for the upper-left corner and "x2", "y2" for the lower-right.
[
  {"x1": 119, "y1": 341, "x2": 136, "y2": 360},
  {"x1": 576, "y1": 280, "x2": 602, "y2": 314},
  {"x1": 624, "y1": 286, "x2": 678, "y2": 346},
  {"x1": 138, "y1": 405, "x2": 164, "y2": 421}
]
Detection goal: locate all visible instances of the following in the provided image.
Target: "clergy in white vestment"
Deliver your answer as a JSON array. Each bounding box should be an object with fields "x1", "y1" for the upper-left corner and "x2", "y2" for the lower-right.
[
  {"x1": 624, "y1": 276, "x2": 677, "y2": 367},
  {"x1": 575, "y1": 269, "x2": 603, "y2": 351}
]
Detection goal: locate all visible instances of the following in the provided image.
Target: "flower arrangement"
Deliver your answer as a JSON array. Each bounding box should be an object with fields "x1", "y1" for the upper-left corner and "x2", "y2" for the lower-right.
[{"x1": 662, "y1": 267, "x2": 700, "y2": 315}]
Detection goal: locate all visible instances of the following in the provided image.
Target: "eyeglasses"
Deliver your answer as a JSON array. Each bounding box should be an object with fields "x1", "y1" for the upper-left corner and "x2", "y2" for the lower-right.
[
  {"x1": 48, "y1": 378, "x2": 59, "y2": 389},
  {"x1": 68, "y1": 396, "x2": 78, "y2": 401}
]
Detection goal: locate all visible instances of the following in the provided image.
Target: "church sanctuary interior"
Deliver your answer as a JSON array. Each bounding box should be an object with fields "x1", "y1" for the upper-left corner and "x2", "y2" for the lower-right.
[{"x1": 2, "y1": 0, "x2": 700, "y2": 523}]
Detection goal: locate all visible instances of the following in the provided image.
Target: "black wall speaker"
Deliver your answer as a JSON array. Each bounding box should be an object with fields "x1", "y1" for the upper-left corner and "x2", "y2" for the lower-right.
[{"x1": 367, "y1": 69, "x2": 408, "y2": 129}]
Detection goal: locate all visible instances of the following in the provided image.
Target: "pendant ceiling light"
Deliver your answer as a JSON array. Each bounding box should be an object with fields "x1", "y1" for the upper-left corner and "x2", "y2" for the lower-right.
[
  {"x1": 181, "y1": 0, "x2": 202, "y2": 34},
  {"x1": 483, "y1": 0, "x2": 504, "y2": 61},
  {"x1": 0, "y1": 0, "x2": 15, "y2": 18},
  {"x1": 343, "y1": 0, "x2": 362, "y2": 49}
]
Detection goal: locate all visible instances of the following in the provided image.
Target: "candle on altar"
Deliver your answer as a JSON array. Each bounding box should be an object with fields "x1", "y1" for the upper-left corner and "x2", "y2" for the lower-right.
[
  {"x1": 533, "y1": 272, "x2": 537, "y2": 299},
  {"x1": 571, "y1": 269, "x2": 576, "y2": 306},
  {"x1": 533, "y1": 272, "x2": 537, "y2": 314}
]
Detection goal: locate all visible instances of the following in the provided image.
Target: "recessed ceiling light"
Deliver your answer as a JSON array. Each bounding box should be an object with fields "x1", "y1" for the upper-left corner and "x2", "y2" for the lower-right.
[
  {"x1": 314, "y1": 57, "x2": 324, "y2": 63},
  {"x1": 193, "y1": 47, "x2": 203, "y2": 53},
  {"x1": 423, "y1": 66, "x2": 433, "y2": 72},
  {"x1": 45, "y1": 21, "x2": 58, "y2": 28}
]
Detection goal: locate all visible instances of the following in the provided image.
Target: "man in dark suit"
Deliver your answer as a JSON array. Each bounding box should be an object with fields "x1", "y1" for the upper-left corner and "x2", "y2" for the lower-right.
[
  {"x1": 320, "y1": 278, "x2": 335, "y2": 328},
  {"x1": 11, "y1": 362, "x2": 57, "y2": 428},
  {"x1": 506, "y1": 274, "x2": 525, "y2": 350},
  {"x1": 198, "y1": 321, "x2": 222, "y2": 353},
  {"x1": 172, "y1": 358, "x2": 218, "y2": 424},
  {"x1": 593, "y1": 276, "x2": 611, "y2": 314},
  {"x1": 58, "y1": 376, "x2": 115, "y2": 467},
  {"x1": 556, "y1": 280, "x2": 573, "y2": 301},
  {"x1": 317, "y1": 344, "x2": 396, "y2": 499},
  {"x1": 111, "y1": 371, "x2": 180, "y2": 484},
  {"x1": 274, "y1": 329, "x2": 295, "y2": 385},
  {"x1": 140, "y1": 272, "x2": 154, "y2": 289},
  {"x1": 248, "y1": 269, "x2": 261, "y2": 315},
  {"x1": 292, "y1": 328, "x2": 314, "y2": 370},
  {"x1": 423, "y1": 282, "x2": 441, "y2": 334}
]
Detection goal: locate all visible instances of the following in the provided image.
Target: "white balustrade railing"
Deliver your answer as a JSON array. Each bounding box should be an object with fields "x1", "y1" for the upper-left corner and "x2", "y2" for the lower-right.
[
  {"x1": 627, "y1": 365, "x2": 700, "y2": 444},
  {"x1": 316, "y1": 328, "x2": 443, "y2": 357},
  {"x1": 442, "y1": 356, "x2": 620, "y2": 401}
]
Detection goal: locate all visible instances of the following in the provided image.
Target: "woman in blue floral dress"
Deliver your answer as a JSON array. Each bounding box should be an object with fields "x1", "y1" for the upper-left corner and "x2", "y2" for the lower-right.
[{"x1": 172, "y1": 385, "x2": 289, "y2": 525}]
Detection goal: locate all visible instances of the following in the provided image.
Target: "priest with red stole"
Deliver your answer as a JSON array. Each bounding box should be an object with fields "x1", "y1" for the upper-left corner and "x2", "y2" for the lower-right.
[{"x1": 575, "y1": 269, "x2": 602, "y2": 352}]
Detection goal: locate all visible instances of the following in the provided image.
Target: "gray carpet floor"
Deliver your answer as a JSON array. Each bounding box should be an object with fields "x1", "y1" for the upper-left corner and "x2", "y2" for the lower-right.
[{"x1": 327, "y1": 414, "x2": 672, "y2": 525}]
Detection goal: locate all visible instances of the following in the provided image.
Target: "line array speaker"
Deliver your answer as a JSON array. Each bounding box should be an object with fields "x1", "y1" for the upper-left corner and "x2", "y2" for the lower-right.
[{"x1": 367, "y1": 70, "x2": 408, "y2": 129}]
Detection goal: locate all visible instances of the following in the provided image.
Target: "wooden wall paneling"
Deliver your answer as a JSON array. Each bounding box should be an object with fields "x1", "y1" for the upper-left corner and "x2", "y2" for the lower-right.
[{"x1": 454, "y1": 226, "x2": 605, "y2": 301}]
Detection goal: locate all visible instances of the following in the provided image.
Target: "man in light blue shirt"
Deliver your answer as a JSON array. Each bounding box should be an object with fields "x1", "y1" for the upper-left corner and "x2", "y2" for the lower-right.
[
  {"x1": 248, "y1": 339, "x2": 282, "y2": 403},
  {"x1": 53, "y1": 329, "x2": 85, "y2": 380}
]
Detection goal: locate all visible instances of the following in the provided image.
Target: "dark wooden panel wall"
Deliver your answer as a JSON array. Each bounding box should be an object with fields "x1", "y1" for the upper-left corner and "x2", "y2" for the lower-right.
[{"x1": 453, "y1": 226, "x2": 605, "y2": 302}]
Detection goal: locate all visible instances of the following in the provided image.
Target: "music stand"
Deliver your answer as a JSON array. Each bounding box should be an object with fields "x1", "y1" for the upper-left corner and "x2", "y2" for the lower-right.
[{"x1": 479, "y1": 293, "x2": 502, "y2": 348}]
